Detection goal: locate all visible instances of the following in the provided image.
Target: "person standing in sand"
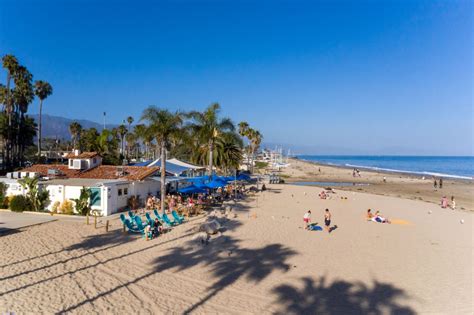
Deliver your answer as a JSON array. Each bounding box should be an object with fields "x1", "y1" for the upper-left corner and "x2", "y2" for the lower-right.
[
  {"x1": 451, "y1": 196, "x2": 456, "y2": 210},
  {"x1": 303, "y1": 210, "x2": 311, "y2": 230},
  {"x1": 434, "y1": 179, "x2": 438, "y2": 189},
  {"x1": 439, "y1": 178, "x2": 443, "y2": 189},
  {"x1": 324, "y1": 209, "x2": 331, "y2": 233}
]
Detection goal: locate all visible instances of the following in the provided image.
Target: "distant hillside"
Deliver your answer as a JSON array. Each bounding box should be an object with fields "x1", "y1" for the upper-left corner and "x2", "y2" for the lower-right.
[{"x1": 30, "y1": 114, "x2": 116, "y2": 140}]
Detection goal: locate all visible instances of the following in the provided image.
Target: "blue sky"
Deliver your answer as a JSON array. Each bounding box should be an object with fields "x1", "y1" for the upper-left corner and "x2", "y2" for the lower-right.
[{"x1": 0, "y1": 0, "x2": 472, "y2": 155}]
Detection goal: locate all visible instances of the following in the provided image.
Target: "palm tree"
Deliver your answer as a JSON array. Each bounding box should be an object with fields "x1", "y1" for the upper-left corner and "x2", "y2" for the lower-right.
[
  {"x1": 238, "y1": 121, "x2": 249, "y2": 137},
  {"x1": 141, "y1": 106, "x2": 183, "y2": 213},
  {"x1": 1, "y1": 55, "x2": 18, "y2": 170},
  {"x1": 188, "y1": 103, "x2": 235, "y2": 175},
  {"x1": 248, "y1": 128, "x2": 263, "y2": 173},
  {"x1": 69, "y1": 121, "x2": 82, "y2": 150},
  {"x1": 117, "y1": 124, "x2": 127, "y2": 158},
  {"x1": 34, "y1": 80, "x2": 53, "y2": 159},
  {"x1": 1, "y1": 55, "x2": 18, "y2": 121},
  {"x1": 126, "y1": 116, "x2": 134, "y2": 157}
]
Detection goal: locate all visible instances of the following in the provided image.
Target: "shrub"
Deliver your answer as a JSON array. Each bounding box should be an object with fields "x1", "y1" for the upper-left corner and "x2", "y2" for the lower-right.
[
  {"x1": 73, "y1": 187, "x2": 92, "y2": 216},
  {"x1": 9, "y1": 195, "x2": 33, "y2": 212},
  {"x1": 1, "y1": 195, "x2": 12, "y2": 209},
  {"x1": 59, "y1": 199, "x2": 74, "y2": 215},
  {"x1": 51, "y1": 201, "x2": 60, "y2": 213}
]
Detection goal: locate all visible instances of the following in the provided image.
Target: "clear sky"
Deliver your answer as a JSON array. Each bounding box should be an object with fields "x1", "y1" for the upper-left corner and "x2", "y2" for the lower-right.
[{"x1": 0, "y1": 0, "x2": 472, "y2": 155}]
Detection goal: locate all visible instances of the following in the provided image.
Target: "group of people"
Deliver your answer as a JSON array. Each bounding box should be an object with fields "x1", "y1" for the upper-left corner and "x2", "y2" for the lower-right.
[
  {"x1": 441, "y1": 196, "x2": 456, "y2": 210},
  {"x1": 303, "y1": 209, "x2": 332, "y2": 233},
  {"x1": 433, "y1": 177, "x2": 443, "y2": 189},
  {"x1": 352, "y1": 169, "x2": 361, "y2": 177},
  {"x1": 366, "y1": 209, "x2": 391, "y2": 223}
]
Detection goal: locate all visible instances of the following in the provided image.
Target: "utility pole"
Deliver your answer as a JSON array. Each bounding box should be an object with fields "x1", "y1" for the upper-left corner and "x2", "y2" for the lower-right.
[{"x1": 103, "y1": 112, "x2": 106, "y2": 131}]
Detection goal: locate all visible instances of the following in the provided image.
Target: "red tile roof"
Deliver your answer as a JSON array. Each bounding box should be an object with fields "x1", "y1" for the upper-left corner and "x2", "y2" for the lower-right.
[
  {"x1": 64, "y1": 152, "x2": 100, "y2": 159},
  {"x1": 20, "y1": 164, "x2": 160, "y2": 181}
]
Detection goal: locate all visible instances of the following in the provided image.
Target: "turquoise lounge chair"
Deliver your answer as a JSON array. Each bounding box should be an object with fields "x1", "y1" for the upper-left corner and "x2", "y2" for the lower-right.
[
  {"x1": 122, "y1": 217, "x2": 143, "y2": 234},
  {"x1": 154, "y1": 209, "x2": 172, "y2": 228},
  {"x1": 133, "y1": 216, "x2": 152, "y2": 239},
  {"x1": 128, "y1": 210, "x2": 136, "y2": 222},
  {"x1": 162, "y1": 213, "x2": 178, "y2": 226},
  {"x1": 171, "y1": 210, "x2": 184, "y2": 224},
  {"x1": 145, "y1": 212, "x2": 155, "y2": 226},
  {"x1": 153, "y1": 209, "x2": 163, "y2": 221}
]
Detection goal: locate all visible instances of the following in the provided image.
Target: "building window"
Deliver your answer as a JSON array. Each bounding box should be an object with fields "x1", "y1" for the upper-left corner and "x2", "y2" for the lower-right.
[
  {"x1": 124, "y1": 188, "x2": 128, "y2": 195},
  {"x1": 118, "y1": 188, "x2": 122, "y2": 196},
  {"x1": 93, "y1": 157, "x2": 97, "y2": 164},
  {"x1": 69, "y1": 159, "x2": 73, "y2": 167}
]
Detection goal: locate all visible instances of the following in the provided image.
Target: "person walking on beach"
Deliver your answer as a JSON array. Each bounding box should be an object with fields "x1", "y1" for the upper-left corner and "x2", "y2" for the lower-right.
[
  {"x1": 434, "y1": 179, "x2": 438, "y2": 189},
  {"x1": 324, "y1": 209, "x2": 331, "y2": 233},
  {"x1": 451, "y1": 196, "x2": 456, "y2": 210},
  {"x1": 303, "y1": 210, "x2": 311, "y2": 230},
  {"x1": 439, "y1": 178, "x2": 443, "y2": 189}
]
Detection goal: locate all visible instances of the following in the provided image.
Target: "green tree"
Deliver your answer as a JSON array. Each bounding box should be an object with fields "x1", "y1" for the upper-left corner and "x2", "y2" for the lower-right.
[
  {"x1": 34, "y1": 80, "x2": 53, "y2": 159},
  {"x1": 141, "y1": 106, "x2": 183, "y2": 213},
  {"x1": 69, "y1": 121, "x2": 82, "y2": 150},
  {"x1": 188, "y1": 103, "x2": 235, "y2": 175}
]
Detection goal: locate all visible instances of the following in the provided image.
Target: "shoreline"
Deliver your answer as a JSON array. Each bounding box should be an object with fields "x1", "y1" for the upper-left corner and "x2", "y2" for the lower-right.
[
  {"x1": 293, "y1": 157, "x2": 474, "y2": 182},
  {"x1": 280, "y1": 158, "x2": 474, "y2": 212}
]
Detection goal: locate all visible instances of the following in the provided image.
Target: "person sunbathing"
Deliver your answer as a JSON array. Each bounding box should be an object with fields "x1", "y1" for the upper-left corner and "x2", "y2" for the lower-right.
[
  {"x1": 367, "y1": 209, "x2": 374, "y2": 220},
  {"x1": 373, "y1": 211, "x2": 391, "y2": 224}
]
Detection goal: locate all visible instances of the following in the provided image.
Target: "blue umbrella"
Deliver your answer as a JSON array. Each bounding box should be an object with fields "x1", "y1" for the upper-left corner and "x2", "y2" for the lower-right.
[
  {"x1": 206, "y1": 178, "x2": 227, "y2": 189},
  {"x1": 237, "y1": 173, "x2": 251, "y2": 181},
  {"x1": 178, "y1": 185, "x2": 207, "y2": 194}
]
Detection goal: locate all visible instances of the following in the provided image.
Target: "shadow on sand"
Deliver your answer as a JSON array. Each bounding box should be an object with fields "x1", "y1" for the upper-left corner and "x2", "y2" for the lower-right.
[{"x1": 272, "y1": 276, "x2": 415, "y2": 314}]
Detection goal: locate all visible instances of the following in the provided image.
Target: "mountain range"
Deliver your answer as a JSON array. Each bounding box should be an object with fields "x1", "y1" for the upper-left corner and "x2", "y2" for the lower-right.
[{"x1": 30, "y1": 114, "x2": 117, "y2": 140}]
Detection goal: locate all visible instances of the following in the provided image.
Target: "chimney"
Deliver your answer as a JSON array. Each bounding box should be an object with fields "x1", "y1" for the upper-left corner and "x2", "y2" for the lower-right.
[{"x1": 74, "y1": 149, "x2": 80, "y2": 156}]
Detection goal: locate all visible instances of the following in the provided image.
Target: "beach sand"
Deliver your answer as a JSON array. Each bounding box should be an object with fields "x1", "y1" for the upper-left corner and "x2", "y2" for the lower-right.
[
  {"x1": 281, "y1": 158, "x2": 474, "y2": 212},
  {"x1": 1, "y1": 180, "x2": 472, "y2": 314}
]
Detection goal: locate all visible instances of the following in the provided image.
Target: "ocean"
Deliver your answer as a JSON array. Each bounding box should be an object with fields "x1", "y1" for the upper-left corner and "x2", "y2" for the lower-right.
[{"x1": 297, "y1": 155, "x2": 474, "y2": 180}]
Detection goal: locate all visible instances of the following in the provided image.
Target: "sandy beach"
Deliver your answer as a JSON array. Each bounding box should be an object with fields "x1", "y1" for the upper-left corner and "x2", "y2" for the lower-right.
[
  {"x1": 281, "y1": 158, "x2": 474, "y2": 212},
  {"x1": 1, "y1": 176, "x2": 472, "y2": 314}
]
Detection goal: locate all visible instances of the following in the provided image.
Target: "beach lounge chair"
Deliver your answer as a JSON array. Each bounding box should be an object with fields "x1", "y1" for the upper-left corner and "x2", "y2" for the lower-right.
[
  {"x1": 171, "y1": 210, "x2": 185, "y2": 224},
  {"x1": 153, "y1": 209, "x2": 173, "y2": 229},
  {"x1": 153, "y1": 209, "x2": 163, "y2": 221},
  {"x1": 134, "y1": 216, "x2": 152, "y2": 239},
  {"x1": 121, "y1": 217, "x2": 152, "y2": 239},
  {"x1": 128, "y1": 210, "x2": 136, "y2": 222},
  {"x1": 162, "y1": 213, "x2": 178, "y2": 226},
  {"x1": 145, "y1": 212, "x2": 155, "y2": 226},
  {"x1": 122, "y1": 218, "x2": 141, "y2": 233}
]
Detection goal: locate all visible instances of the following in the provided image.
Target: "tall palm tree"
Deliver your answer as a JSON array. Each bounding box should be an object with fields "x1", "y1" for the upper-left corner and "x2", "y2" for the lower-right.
[
  {"x1": 188, "y1": 103, "x2": 235, "y2": 175},
  {"x1": 248, "y1": 128, "x2": 263, "y2": 173},
  {"x1": 117, "y1": 124, "x2": 128, "y2": 157},
  {"x1": 141, "y1": 106, "x2": 183, "y2": 213},
  {"x1": 1, "y1": 55, "x2": 18, "y2": 121},
  {"x1": 1, "y1": 55, "x2": 19, "y2": 169},
  {"x1": 126, "y1": 116, "x2": 134, "y2": 157},
  {"x1": 34, "y1": 80, "x2": 53, "y2": 159},
  {"x1": 69, "y1": 121, "x2": 82, "y2": 150}
]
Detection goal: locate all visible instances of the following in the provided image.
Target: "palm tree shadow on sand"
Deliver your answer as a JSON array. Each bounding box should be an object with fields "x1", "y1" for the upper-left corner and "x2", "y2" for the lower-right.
[
  {"x1": 272, "y1": 276, "x2": 415, "y2": 315},
  {"x1": 153, "y1": 235, "x2": 297, "y2": 313}
]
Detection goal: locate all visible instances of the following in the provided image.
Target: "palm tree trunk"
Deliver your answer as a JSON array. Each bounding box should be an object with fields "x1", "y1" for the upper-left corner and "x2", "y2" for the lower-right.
[
  {"x1": 5, "y1": 72, "x2": 12, "y2": 170},
  {"x1": 208, "y1": 140, "x2": 214, "y2": 176},
  {"x1": 160, "y1": 140, "x2": 166, "y2": 214},
  {"x1": 37, "y1": 99, "x2": 43, "y2": 160},
  {"x1": 251, "y1": 146, "x2": 255, "y2": 173}
]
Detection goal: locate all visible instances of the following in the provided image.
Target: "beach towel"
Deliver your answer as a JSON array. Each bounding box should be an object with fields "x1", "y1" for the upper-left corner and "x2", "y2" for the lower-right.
[
  {"x1": 390, "y1": 219, "x2": 412, "y2": 225},
  {"x1": 308, "y1": 224, "x2": 323, "y2": 231}
]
